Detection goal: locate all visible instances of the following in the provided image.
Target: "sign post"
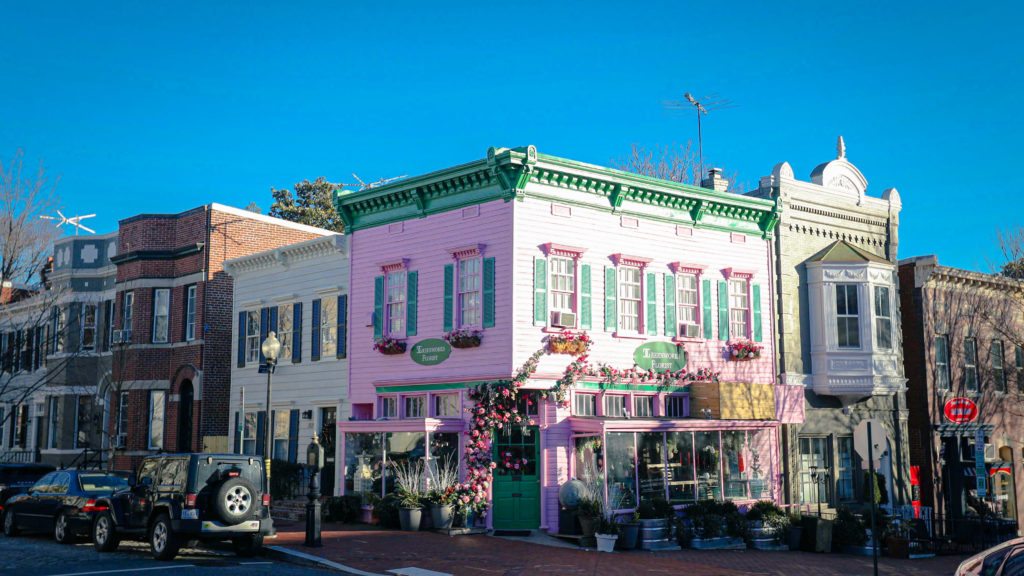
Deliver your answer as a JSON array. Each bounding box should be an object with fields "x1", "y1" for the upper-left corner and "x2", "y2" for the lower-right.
[{"x1": 855, "y1": 419, "x2": 884, "y2": 576}]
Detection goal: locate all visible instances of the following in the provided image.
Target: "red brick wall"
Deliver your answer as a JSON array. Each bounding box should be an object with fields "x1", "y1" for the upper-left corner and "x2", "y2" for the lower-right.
[{"x1": 899, "y1": 262, "x2": 936, "y2": 510}]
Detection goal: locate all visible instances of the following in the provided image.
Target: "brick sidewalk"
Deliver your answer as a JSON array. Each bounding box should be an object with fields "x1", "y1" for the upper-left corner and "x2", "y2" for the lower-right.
[{"x1": 271, "y1": 521, "x2": 966, "y2": 576}]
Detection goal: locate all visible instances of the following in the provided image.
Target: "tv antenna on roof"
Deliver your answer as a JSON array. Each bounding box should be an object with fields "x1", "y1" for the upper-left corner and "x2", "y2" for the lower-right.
[
  {"x1": 662, "y1": 93, "x2": 737, "y2": 179},
  {"x1": 337, "y1": 173, "x2": 408, "y2": 191},
  {"x1": 39, "y1": 211, "x2": 97, "y2": 235}
]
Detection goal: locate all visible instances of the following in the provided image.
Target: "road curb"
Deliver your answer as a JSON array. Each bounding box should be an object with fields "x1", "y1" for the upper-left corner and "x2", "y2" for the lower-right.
[{"x1": 264, "y1": 545, "x2": 389, "y2": 576}]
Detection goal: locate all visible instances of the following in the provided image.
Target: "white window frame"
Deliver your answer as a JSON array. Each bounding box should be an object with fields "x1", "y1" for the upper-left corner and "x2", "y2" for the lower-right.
[
  {"x1": 433, "y1": 394, "x2": 459, "y2": 418},
  {"x1": 676, "y1": 273, "x2": 699, "y2": 330},
  {"x1": 935, "y1": 335, "x2": 951, "y2": 392},
  {"x1": 245, "y1": 310, "x2": 260, "y2": 364},
  {"x1": 74, "y1": 395, "x2": 91, "y2": 449},
  {"x1": 321, "y1": 298, "x2": 337, "y2": 357},
  {"x1": 105, "y1": 300, "x2": 115, "y2": 350},
  {"x1": 117, "y1": 391, "x2": 129, "y2": 437},
  {"x1": 549, "y1": 256, "x2": 576, "y2": 315},
  {"x1": 874, "y1": 286, "x2": 892, "y2": 350},
  {"x1": 273, "y1": 409, "x2": 289, "y2": 460},
  {"x1": 403, "y1": 395, "x2": 425, "y2": 419},
  {"x1": 385, "y1": 270, "x2": 407, "y2": 338},
  {"x1": 81, "y1": 304, "x2": 97, "y2": 351},
  {"x1": 48, "y1": 396, "x2": 60, "y2": 449},
  {"x1": 380, "y1": 396, "x2": 397, "y2": 419},
  {"x1": 242, "y1": 411, "x2": 258, "y2": 455},
  {"x1": 633, "y1": 395, "x2": 654, "y2": 418},
  {"x1": 148, "y1": 390, "x2": 165, "y2": 450},
  {"x1": 835, "y1": 284, "x2": 860, "y2": 349},
  {"x1": 1016, "y1": 344, "x2": 1024, "y2": 395},
  {"x1": 53, "y1": 306, "x2": 66, "y2": 353},
  {"x1": 603, "y1": 394, "x2": 627, "y2": 418},
  {"x1": 278, "y1": 303, "x2": 294, "y2": 362},
  {"x1": 617, "y1": 266, "x2": 643, "y2": 334},
  {"x1": 122, "y1": 291, "x2": 134, "y2": 337},
  {"x1": 992, "y1": 341, "x2": 1006, "y2": 393},
  {"x1": 185, "y1": 285, "x2": 197, "y2": 341},
  {"x1": 457, "y1": 257, "x2": 482, "y2": 328},
  {"x1": 573, "y1": 393, "x2": 596, "y2": 417},
  {"x1": 964, "y1": 337, "x2": 978, "y2": 393},
  {"x1": 728, "y1": 278, "x2": 750, "y2": 339},
  {"x1": 152, "y1": 288, "x2": 170, "y2": 343}
]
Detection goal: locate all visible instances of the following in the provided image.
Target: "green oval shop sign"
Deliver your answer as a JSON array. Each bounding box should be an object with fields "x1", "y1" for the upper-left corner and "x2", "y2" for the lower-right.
[
  {"x1": 410, "y1": 338, "x2": 452, "y2": 366},
  {"x1": 633, "y1": 341, "x2": 687, "y2": 372}
]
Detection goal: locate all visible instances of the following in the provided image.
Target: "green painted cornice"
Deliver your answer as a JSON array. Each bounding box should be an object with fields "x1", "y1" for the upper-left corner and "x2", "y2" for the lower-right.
[{"x1": 334, "y1": 145, "x2": 780, "y2": 237}]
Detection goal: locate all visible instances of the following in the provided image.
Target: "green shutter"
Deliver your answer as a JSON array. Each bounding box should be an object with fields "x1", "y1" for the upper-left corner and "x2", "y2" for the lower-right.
[
  {"x1": 604, "y1": 267, "x2": 616, "y2": 332},
  {"x1": 702, "y1": 279, "x2": 712, "y2": 339},
  {"x1": 443, "y1": 264, "x2": 454, "y2": 332},
  {"x1": 406, "y1": 271, "x2": 418, "y2": 337},
  {"x1": 580, "y1": 264, "x2": 592, "y2": 330},
  {"x1": 664, "y1": 274, "x2": 676, "y2": 337},
  {"x1": 373, "y1": 276, "x2": 384, "y2": 339},
  {"x1": 533, "y1": 257, "x2": 547, "y2": 326},
  {"x1": 646, "y1": 272, "x2": 657, "y2": 336},
  {"x1": 482, "y1": 258, "x2": 495, "y2": 328},
  {"x1": 753, "y1": 283, "x2": 763, "y2": 342},
  {"x1": 718, "y1": 280, "x2": 729, "y2": 341}
]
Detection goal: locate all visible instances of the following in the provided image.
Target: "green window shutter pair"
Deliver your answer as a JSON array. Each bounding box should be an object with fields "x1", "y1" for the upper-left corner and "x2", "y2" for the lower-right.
[
  {"x1": 646, "y1": 272, "x2": 657, "y2": 336},
  {"x1": 443, "y1": 264, "x2": 455, "y2": 331},
  {"x1": 752, "y1": 284, "x2": 763, "y2": 342},
  {"x1": 373, "y1": 276, "x2": 384, "y2": 339},
  {"x1": 663, "y1": 274, "x2": 676, "y2": 337},
  {"x1": 482, "y1": 258, "x2": 495, "y2": 328},
  {"x1": 702, "y1": 279, "x2": 713, "y2": 339},
  {"x1": 533, "y1": 258, "x2": 547, "y2": 326},
  {"x1": 580, "y1": 264, "x2": 592, "y2": 330},
  {"x1": 406, "y1": 271, "x2": 418, "y2": 337},
  {"x1": 604, "y1": 267, "x2": 616, "y2": 332},
  {"x1": 717, "y1": 280, "x2": 730, "y2": 341}
]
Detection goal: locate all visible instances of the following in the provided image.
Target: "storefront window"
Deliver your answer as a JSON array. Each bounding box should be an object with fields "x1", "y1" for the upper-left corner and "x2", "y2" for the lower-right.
[
  {"x1": 695, "y1": 431, "x2": 721, "y2": 501},
  {"x1": 666, "y1": 431, "x2": 695, "y2": 504},
  {"x1": 574, "y1": 436, "x2": 604, "y2": 484},
  {"x1": 384, "y1": 432, "x2": 426, "y2": 493},
  {"x1": 607, "y1": 432, "x2": 637, "y2": 508},
  {"x1": 427, "y1": 432, "x2": 459, "y2": 489},
  {"x1": 344, "y1": 433, "x2": 383, "y2": 496},
  {"x1": 638, "y1": 432, "x2": 666, "y2": 503},
  {"x1": 748, "y1": 428, "x2": 773, "y2": 500},
  {"x1": 722, "y1": 430, "x2": 748, "y2": 501}
]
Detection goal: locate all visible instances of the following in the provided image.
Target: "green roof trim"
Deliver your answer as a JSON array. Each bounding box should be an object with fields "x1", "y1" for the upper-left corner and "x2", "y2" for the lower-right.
[
  {"x1": 374, "y1": 381, "x2": 488, "y2": 393},
  {"x1": 807, "y1": 240, "x2": 890, "y2": 264},
  {"x1": 334, "y1": 145, "x2": 780, "y2": 238}
]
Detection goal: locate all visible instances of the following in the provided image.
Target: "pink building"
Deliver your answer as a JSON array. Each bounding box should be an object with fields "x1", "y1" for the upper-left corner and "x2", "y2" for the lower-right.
[{"x1": 336, "y1": 146, "x2": 798, "y2": 533}]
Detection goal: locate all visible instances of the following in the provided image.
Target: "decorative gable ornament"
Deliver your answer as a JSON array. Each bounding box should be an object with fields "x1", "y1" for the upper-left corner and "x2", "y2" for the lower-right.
[{"x1": 809, "y1": 136, "x2": 869, "y2": 205}]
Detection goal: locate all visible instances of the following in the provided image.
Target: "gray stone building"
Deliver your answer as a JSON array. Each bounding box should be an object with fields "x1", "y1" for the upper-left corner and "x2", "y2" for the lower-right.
[{"x1": 749, "y1": 138, "x2": 910, "y2": 512}]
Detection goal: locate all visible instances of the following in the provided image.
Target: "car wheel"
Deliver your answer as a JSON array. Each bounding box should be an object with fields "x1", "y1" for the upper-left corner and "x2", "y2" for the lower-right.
[
  {"x1": 232, "y1": 534, "x2": 263, "y2": 557},
  {"x1": 93, "y1": 511, "x2": 120, "y2": 553},
  {"x1": 3, "y1": 510, "x2": 18, "y2": 537},
  {"x1": 54, "y1": 511, "x2": 73, "y2": 544},
  {"x1": 149, "y1": 514, "x2": 180, "y2": 561},
  {"x1": 213, "y1": 477, "x2": 257, "y2": 525}
]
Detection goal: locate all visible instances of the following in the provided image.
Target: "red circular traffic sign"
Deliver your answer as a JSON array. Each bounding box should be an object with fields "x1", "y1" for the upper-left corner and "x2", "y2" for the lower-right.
[{"x1": 944, "y1": 397, "x2": 978, "y2": 423}]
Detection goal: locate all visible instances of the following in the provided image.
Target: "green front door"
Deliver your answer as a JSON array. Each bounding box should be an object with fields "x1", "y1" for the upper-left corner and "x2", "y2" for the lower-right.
[{"x1": 492, "y1": 425, "x2": 540, "y2": 530}]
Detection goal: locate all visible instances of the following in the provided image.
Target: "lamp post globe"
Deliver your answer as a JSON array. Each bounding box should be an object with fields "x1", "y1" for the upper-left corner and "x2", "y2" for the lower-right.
[{"x1": 261, "y1": 331, "x2": 281, "y2": 507}]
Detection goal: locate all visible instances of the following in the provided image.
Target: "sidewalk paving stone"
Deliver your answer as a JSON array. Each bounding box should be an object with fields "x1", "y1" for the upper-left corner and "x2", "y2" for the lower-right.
[{"x1": 270, "y1": 521, "x2": 966, "y2": 576}]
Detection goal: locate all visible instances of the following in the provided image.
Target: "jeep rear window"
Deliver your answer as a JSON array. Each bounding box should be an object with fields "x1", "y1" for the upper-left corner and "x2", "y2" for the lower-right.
[{"x1": 195, "y1": 458, "x2": 263, "y2": 491}]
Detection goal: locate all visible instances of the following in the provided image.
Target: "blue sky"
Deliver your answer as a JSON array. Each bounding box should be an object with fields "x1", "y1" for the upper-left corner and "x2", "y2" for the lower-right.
[{"x1": 3, "y1": 1, "x2": 1020, "y2": 271}]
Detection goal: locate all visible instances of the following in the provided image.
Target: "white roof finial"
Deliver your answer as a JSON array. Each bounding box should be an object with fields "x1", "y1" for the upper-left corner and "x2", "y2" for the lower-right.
[{"x1": 837, "y1": 135, "x2": 846, "y2": 160}]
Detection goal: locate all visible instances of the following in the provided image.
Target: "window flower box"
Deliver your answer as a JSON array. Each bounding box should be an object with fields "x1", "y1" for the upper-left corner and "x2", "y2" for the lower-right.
[
  {"x1": 547, "y1": 331, "x2": 592, "y2": 355},
  {"x1": 728, "y1": 341, "x2": 762, "y2": 361},
  {"x1": 444, "y1": 329, "x2": 483, "y2": 349},
  {"x1": 374, "y1": 337, "x2": 407, "y2": 355}
]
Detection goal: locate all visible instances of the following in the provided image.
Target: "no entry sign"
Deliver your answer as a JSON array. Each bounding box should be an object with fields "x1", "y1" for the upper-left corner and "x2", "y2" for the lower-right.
[{"x1": 943, "y1": 397, "x2": 979, "y2": 424}]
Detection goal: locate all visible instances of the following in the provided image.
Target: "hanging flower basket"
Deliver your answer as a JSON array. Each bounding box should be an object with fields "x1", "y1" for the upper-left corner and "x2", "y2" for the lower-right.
[
  {"x1": 374, "y1": 337, "x2": 407, "y2": 355},
  {"x1": 444, "y1": 329, "x2": 483, "y2": 349},
  {"x1": 547, "y1": 331, "x2": 592, "y2": 355},
  {"x1": 728, "y1": 341, "x2": 762, "y2": 361}
]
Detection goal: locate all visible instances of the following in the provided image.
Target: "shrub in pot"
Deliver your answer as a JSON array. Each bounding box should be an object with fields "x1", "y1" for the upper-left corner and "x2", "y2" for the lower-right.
[
  {"x1": 831, "y1": 506, "x2": 868, "y2": 552},
  {"x1": 374, "y1": 493, "x2": 402, "y2": 529},
  {"x1": 595, "y1": 515, "x2": 619, "y2": 553},
  {"x1": 617, "y1": 511, "x2": 640, "y2": 550},
  {"x1": 577, "y1": 497, "x2": 601, "y2": 537},
  {"x1": 427, "y1": 489, "x2": 454, "y2": 530},
  {"x1": 398, "y1": 491, "x2": 423, "y2": 532},
  {"x1": 787, "y1": 513, "x2": 803, "y2": 551},
  {"x1": 675, "y1": 517, "x2": 695, "y2": 548}
]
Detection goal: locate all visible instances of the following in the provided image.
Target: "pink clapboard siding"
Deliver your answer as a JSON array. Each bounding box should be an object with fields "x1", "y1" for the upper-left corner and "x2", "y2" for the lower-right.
[{"x1": 348, "y1": 199, "x2": 516, "y2": 404}]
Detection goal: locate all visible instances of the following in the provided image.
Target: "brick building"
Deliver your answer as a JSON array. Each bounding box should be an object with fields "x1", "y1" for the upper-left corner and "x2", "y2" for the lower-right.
[{"x1": 107, "y1": 204, "x2": 331, "y2": 471}]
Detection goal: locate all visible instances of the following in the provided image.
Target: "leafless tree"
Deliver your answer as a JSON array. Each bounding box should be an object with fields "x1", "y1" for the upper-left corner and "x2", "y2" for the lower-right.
[
  {"x1": 610, "y1": 142, "x2": 747, "y2": 193},
  {"x1": 997, "y1": 226, "x2": 1024, "y2": 281}
]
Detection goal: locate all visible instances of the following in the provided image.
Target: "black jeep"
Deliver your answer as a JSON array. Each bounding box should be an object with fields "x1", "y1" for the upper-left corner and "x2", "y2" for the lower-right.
[{"x1": 90, "y1": 453, "x2": 274, "y2": 560}]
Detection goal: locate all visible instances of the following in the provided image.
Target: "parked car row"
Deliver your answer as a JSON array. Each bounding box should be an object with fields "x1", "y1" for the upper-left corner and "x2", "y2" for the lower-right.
[{"x1": 1, "y1": 453, "x2": 275, "y2": 561}]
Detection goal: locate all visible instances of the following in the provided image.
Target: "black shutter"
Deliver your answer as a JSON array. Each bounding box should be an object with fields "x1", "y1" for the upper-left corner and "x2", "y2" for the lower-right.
[
  {"x1": 311, "y1": 300, "x2": 321, "y2": 362},
  {"x1": 292, "y1": 303, "x2": 303, "y2": 363},
  {"x1": 258, "y1": 308, "x2": 269, "y2": 363},
  {"x1": 234, "y1": 412, "x2": 241, "y2": 453},
  {"x1": 287, "y1": 409, "x2": 299, "y2": 463},
  {"x1": 256, "y1": 411, "x2": 266, "y2": 457},
  {"x1": 237, "y1": 312, "x2": 246, "y2": 368},
  {"x1": 337, "y1": 295, "x2": 347, "y2": 359}
]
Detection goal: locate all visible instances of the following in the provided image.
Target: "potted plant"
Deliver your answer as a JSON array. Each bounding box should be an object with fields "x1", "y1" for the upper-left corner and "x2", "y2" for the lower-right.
[
  {"x1": 831, "y1": 505, "x2": 869, "y2": 554},
  {"x1": 617, "y1": 511, "x2": 640, "y2": 550},
  {"x1": 595, "y1": 514, "x2": 619, "y2": 553},
  {"x1": 885, "y1": 517, "x2": 910, "y2": 558},
  {"x1": 636, "y1": 497, "x2": 674, "y2": 550},
  {"x1": 787, "y1": 513, "x2": 804, "y2": 551},
  {"x1": 360, "y1": 491, "x2": 380, "y2": 524},
  {"x1": 374, "y1": 336, "x2": 407, "y2": 355},
  {"x1": 390, "y1": 459, "x2": 425, "y2": 532},
  {"x1": 745, "y1": 500, "x2": 789, "y2": 549},
  {"x1": 427, "y1": 455, "x2": 459, "y2": 530},
  {"x1": 577, "y1": 497, "x2": 601, "y2": 538},
  {"x1": 444, "y1": 329, "x2": 483, "y2": 349},
  {"x1": 728, "y1": 340, "x2": 762, "y2": 361}
]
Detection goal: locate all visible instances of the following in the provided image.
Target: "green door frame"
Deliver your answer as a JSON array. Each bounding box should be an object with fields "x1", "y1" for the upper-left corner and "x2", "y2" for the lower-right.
[{"x1": 491, "y1": 425, "x2": 541, "y2": 530}]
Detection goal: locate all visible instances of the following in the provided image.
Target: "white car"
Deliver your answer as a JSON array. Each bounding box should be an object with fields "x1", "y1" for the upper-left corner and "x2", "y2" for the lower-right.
[{"x1": 956, "y1": 538, "x2": 1024, "y2": 576}]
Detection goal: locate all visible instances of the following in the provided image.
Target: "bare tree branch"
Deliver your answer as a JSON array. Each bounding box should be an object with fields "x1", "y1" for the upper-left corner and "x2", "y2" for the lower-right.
[{"x1": 610, "y1": 142, "x2": 747, "y2": 193}]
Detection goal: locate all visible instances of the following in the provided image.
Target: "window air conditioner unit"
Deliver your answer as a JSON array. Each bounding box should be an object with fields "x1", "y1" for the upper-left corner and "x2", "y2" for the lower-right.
[
  {"x1": 679, "y1": 323, "x2": 701, "y2": 338},
  {"x1": 551, "y1": 311, "x2": 577, "y2": 328},
  {"x1": 112, "y1": 330, "x2": 124, "y2": 344},
  {"x1": 984, "y1": 443, "x2": 997, "y2": 462},
  {"x1": 113, "y1": 330, "x2": 132, "y2": 344},
  {"x1": 114, "y1": 433, "x2": 128, "y2": 449}
]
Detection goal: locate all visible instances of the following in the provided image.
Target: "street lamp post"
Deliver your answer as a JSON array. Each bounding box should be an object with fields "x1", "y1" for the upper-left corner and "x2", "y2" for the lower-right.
[
  {"x1": 260, "y1": 331, "x2": 281, "y2": 504},
  {"x1": 809, "y1": 466, "x2": 829, "y2": 518}
]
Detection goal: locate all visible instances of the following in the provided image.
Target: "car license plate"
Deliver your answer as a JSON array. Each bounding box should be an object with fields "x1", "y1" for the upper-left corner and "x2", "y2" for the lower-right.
[{"x1": 182, "y1": 509, "x2": 199, "y2": 520}]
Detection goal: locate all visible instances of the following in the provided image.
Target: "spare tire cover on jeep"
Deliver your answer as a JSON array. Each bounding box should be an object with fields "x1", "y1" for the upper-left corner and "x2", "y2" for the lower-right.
[{"x1": 213, "y1": 476, "x2": 257, "y2": 524}]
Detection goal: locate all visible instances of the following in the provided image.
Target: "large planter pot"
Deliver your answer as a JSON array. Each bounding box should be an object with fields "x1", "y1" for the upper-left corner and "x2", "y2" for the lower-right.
[
  {"x1": 595, "y1": 533, "x2": 618, "y2": 553},
  {"x1": 578, "y1": 515, "x2": 598, "y2": 538},
  {"x1": 639, "y1": 518, "x2": 670, "y2": 550},
  {"x1": 617, "y1": 523, "x2": 640, "y2": 549},
  {"x1": 399, "y1": 506, "x2": 422, "y2": 532},
  {"x1": 788, "y1": 526, "x2": 803, "y2": 551},
  {"x1": 360, "y1": 505, "x2": 375, "y2": 524},
  {"x1": 431, "y1": 503, "x2": 454, "y2": 530}
]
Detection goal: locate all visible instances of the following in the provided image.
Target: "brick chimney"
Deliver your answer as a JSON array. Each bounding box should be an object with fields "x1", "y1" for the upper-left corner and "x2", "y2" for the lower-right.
[{"x1": 701, "y1": 167, "x2": 729, "y2": 192}]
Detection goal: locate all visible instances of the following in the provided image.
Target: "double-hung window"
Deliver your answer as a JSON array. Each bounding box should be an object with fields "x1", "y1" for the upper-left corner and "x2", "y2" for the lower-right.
[
  {"x1": 798, "y1": 436, "x2": 830, "y2": 505},
  {"x1": 320, "y1": 298, "x2": 337, "y2": 357},
  {"x1": 935, "y1": 335, "x2": 951, "y2": 392},
  {"x1": 458, "y1": 258, "x2": 481, "y2": 327},
  {"x1": 550, "y1": 256, "x2": 576, "y2": 315},
  {"x1": 836, "y1": 437, "x2": 855, "y2": 502},
  {"x1": 273, "y1": 410, "x2": 289, "y2": 460},
  {"x1": 75, "y1": 396, "x2": 92, "y2": 449},
  {"x1": 618, "y1": 267, "x2": 642, "y2": 333},
  {"x1": 244, "y1": 311, "x2": 260, "y2": 363},
  {"x1": 278, "y1": 304, "x2": 293, "y2": 361},
  {"x1": 122, "y1": 291, "x2": 134, "y2": 339},
  {"x1": 728, "y1": 278, "x2": 750, "y2": 338},
  {"x1": 117, "y1": 392, "x2": 129, "y2": 437},
  {"x1": 184, "y1": 285, "x2": 197, "y2": 341},
  {"x1": 573, "y1": 393, "x2": 596, "y2": 416},
  {"x1": 665, "y1": 395, "x2": 687, "y2": 418},
  {"x1": 148, "y1": 390, "x2": 165, "y2": 450},
  {"x1": 380, "y1": 397, "x2": 398, "y2": 419},
  {"x1": 386, "y1": 270, "x2": 407, "y2": 337},
  {"x1": 48, "y1": 397, "x2": 60, "y2": 449},
  {"x1": 53, "y1": 306, "x2": 66, "y2": 353},
  {"x1": 992, "y1": 341, "x2": 1006, "y2": 393},
  {"x1": 604, "y1": 394, "x2": 627, "y2": 417},
  {"x1": 104, "y1": 300, "x2": 115, "y2": 350},
  {"x1": 81, "y1": 304, "x2": 96, "y2": 351},
  {"x1": 434, "y1": 394, "x2": 459, "y2": 418},
  {"x1": 633, "y1": 395, "x2": 654, "y2": 418},
  {"x1": 874, "y1": 286, "x2": 892, "y2": 350},
  {"x1": 152, "y1": 289, "x2": 170, "y2": 343},
  {"x1": 404, "y1": 396, "x2": 425, "y2": 418},
  {"x1": 242, "y1": 412, "x2": 257, "y2": 455},
  {"x1": 964, "y1": 338, "x2": 978, "y2": 392},
  {"x1": 677, "y1": 273, "x2": 699, "y2": 331},
  {"x1": 1016, "y1": 344, "x2": 1024, "y2": 395},
  {"x1": 836, "y1": 284, "x2": 860, "y2": 348}
]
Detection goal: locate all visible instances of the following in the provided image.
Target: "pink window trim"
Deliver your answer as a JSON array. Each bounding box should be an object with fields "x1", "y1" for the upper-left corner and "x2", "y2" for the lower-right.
[
  {"x1": 611, "y1": 253, "x2": 653, "y2": 269},
  {"x1": 723, "y1": 267, "x2": 756, "y2": 280},
  {"x1": 378, "y1": 259, "x2": 409, "y2": 274},
  {"x1": 669, "y1": 262, "x2": 707, "y2": 276},
  {"x1": 541, "y1": 242, "x2": 587, "y2": 259},
  {"x1": 447, "y1": 243, "x2": 486, "y2": 260},
  {"x1": 378, "y1": 395, "x2": 398, "y2": 419}
]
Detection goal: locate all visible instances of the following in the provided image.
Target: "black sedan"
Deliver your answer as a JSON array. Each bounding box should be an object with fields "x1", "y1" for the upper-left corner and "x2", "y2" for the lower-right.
[
  {"x1": 2, "y1": 470, "x2": 129, "y2": 544},
  {"x1": 0, "y1": 464, "x2": 55, "y2": 518}
]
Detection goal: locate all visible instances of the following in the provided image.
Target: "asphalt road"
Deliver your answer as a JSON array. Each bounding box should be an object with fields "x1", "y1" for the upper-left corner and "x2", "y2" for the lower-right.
[{"x1": 0, "y1": 530, "x2": 329, "y2": 576}]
